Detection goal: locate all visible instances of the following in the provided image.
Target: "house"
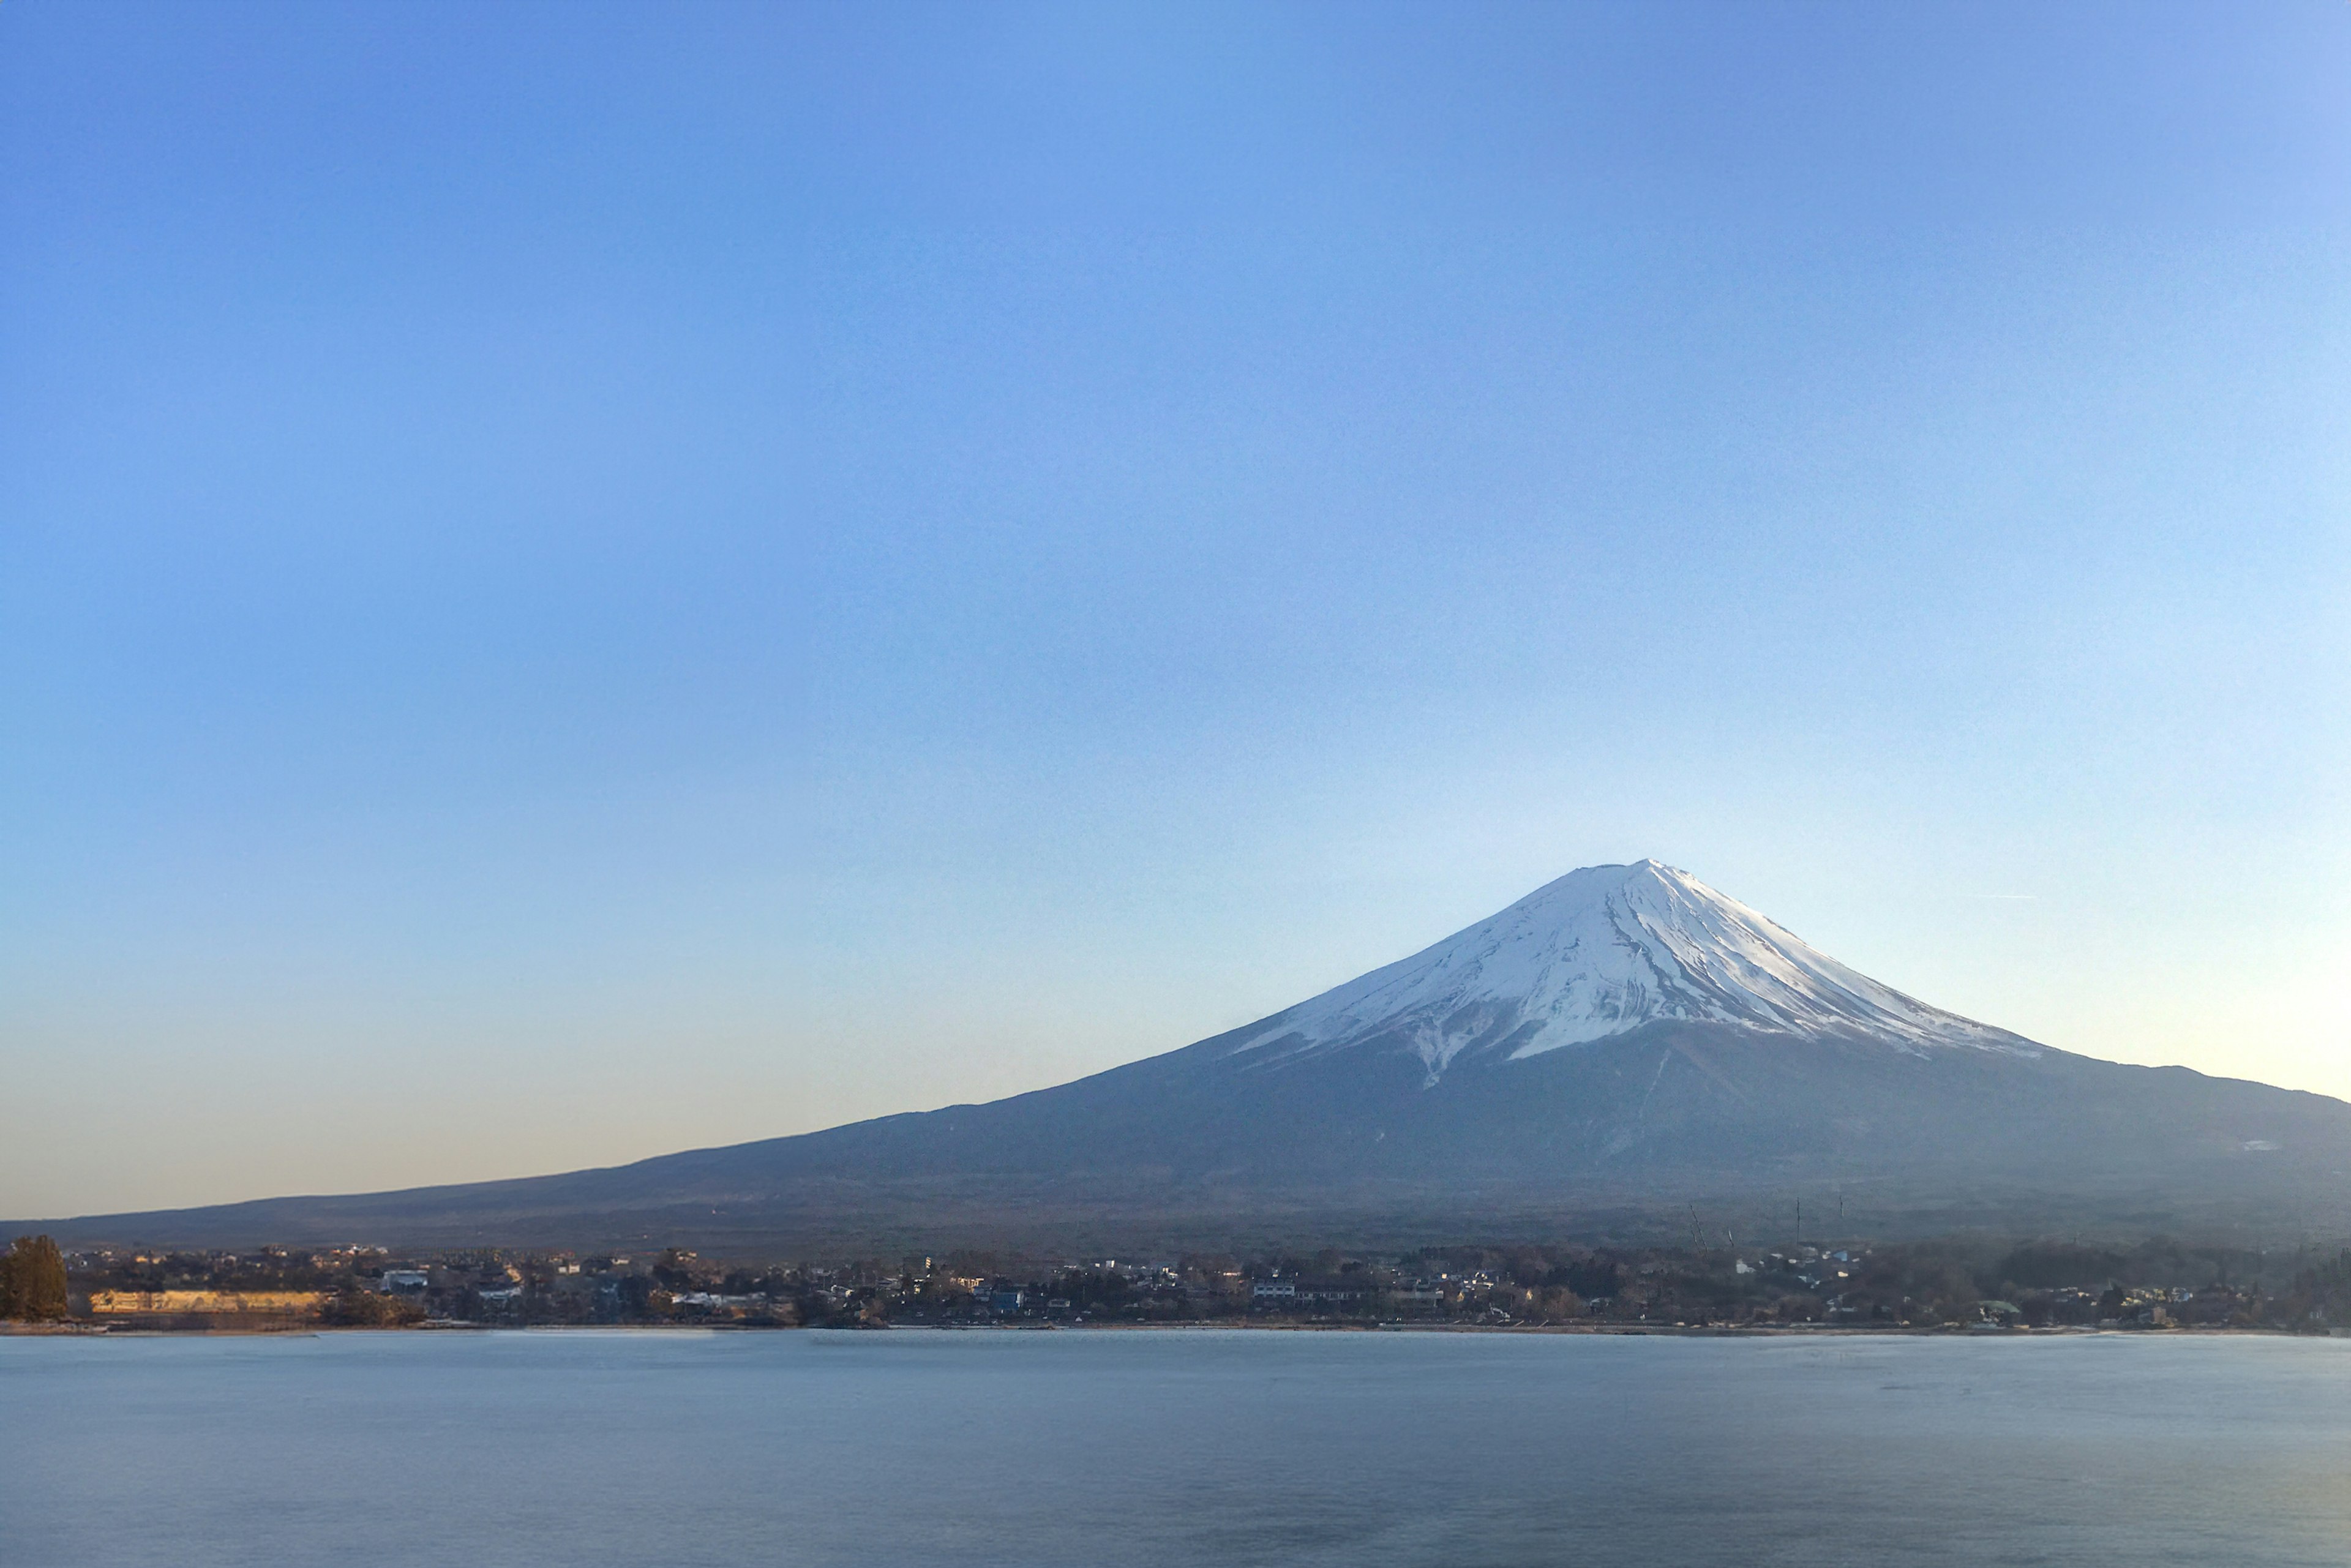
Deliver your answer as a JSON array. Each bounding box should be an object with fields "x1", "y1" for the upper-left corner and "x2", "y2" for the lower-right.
[
  {"x1": 1296, "y1": 1280, "x2": 1363, "y2": 1305},
  {"x1": 667, "y1": 1291, "x2": 765, "y2": 1310},
  {"x1": 88, "y1": 1290, "x2": 328, "y2": 1317}
]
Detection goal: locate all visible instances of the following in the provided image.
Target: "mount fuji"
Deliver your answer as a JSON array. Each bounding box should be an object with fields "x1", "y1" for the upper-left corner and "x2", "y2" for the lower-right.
[{"x1": 35, "y1": 862, "x2": 2351, "y2": 1250}]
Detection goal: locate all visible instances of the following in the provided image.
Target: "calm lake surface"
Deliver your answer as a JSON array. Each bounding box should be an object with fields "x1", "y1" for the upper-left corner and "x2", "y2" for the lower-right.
[{"x1": 6, "y1": 1329, "x2": 2351, "y2": 1566}]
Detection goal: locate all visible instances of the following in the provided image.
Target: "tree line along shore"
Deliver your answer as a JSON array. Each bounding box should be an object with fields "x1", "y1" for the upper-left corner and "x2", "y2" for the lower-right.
[{"x1": 9, "y1": 1232, "x2": 2351, "y2": 1334}]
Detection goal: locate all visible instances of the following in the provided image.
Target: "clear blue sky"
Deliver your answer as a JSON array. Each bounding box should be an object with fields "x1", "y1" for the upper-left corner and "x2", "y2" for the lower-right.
[{"x1": 5, "y1": 1, "x2": 2346, "y2": 1218}]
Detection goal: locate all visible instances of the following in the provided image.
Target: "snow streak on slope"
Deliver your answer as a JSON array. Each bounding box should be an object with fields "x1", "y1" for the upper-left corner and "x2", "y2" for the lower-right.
[{"x1": 1226, "y1": 861, "x2": 2031, "y2": 1084}]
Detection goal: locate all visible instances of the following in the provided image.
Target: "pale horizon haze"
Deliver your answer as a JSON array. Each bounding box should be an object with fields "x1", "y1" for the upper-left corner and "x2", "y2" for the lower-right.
[{"x1": 5, "y1": 1, "x2": 2348, "y2": 1220}]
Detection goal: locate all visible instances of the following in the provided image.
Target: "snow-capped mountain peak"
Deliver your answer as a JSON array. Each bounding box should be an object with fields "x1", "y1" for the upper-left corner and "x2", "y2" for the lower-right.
[{"x1": 1225, "y1": 860, "x2": 2028, "y2": 1084}]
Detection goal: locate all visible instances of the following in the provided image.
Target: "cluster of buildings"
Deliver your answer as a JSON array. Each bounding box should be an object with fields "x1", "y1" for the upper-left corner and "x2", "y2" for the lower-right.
[
  {"x1": 66, "y1": 1245, "x2": 378, "y2": 1328},
  {"x1": 40, "y1": 1237, "x2": 2351, "y2": 1335}
]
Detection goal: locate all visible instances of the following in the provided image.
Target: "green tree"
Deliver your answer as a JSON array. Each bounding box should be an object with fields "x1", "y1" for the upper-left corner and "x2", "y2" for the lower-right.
[{"x1": 1, "y1": 1235, "x2": 70, "y2": 1322}]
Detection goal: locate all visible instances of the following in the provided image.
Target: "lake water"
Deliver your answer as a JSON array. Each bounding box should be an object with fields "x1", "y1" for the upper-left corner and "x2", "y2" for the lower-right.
[{"x1": 6, "y1": 1329, "x2": 2351, "y2": 1566}]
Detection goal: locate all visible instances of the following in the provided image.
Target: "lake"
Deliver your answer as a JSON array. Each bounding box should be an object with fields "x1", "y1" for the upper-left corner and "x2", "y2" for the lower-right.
[{"x1": 5, "y1": 1329, "x2": 2349, "y2": 1566}]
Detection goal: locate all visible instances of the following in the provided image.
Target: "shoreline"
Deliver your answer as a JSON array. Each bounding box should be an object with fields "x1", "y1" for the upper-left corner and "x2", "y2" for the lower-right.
[{"x1": 10, "y1": 1319, "x2": 2335, "y2": 1340}]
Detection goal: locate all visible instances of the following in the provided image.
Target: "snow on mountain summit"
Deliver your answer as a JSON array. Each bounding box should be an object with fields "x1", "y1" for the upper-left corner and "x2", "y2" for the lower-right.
[{"x1": 1226, "y1": 860, "x2": 2028, "y2": 1084}]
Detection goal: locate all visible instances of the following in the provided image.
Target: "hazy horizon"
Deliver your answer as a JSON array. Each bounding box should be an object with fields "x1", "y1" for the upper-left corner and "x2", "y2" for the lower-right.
[{"x1": 7, "y1": 1, "x2": 2348, "y2": 1220}]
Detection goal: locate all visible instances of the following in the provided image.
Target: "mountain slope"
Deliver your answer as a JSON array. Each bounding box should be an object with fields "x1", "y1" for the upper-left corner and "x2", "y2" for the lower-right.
[{"x1": 32, "y1": 863, "x2": 2351, "y2": 1250}]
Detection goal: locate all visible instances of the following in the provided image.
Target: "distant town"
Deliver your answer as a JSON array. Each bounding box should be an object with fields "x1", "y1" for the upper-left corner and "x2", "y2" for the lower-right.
[{"x1": 8, "y1": 1231, "x2": 2351, "y2": 1335}]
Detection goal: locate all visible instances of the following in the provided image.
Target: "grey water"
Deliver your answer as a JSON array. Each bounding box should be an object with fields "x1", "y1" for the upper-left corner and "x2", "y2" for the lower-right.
[{"x1": 6, "y1": 1330, "x2": 2351, "y2": 1566}]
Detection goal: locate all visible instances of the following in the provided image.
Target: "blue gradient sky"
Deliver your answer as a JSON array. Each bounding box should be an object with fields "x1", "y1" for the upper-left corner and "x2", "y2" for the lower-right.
[{"x1": 6, "y1": 1, "x2": 2347, "y2": 1218}]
